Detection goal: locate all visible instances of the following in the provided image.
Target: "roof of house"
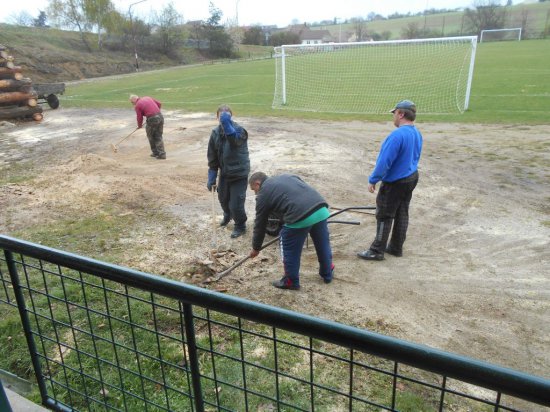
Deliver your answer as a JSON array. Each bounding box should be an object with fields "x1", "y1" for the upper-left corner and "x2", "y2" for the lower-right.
[{"x1": 300, "y1": 29, "x2": 333, "y2": 41}]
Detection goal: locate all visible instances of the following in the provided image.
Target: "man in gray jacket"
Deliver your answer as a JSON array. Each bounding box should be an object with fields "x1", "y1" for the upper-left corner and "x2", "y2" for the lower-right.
[{"x1": 248, "y1": 172, "x2": 334, "y2": 290}]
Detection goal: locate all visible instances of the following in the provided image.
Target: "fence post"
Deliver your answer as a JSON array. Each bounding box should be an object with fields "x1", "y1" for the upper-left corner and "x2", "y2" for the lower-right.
[
  {"x1": 183, "y1": 303, "x2": 205, "y2": 412},
  {"x1": 0, "y1": 379, "x2": 13, "y2": 412},
  {"x1": 4, "y1": 251, "x2": 49, "y2": 406}
]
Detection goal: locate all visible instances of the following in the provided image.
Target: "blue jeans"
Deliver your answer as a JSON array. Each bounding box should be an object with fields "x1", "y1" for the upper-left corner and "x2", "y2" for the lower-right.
[{"x1": 279, "y1": 219, "x2": 332, "y2": 286}]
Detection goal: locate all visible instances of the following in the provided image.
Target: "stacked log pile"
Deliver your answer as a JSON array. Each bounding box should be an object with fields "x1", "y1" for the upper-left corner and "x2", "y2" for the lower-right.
[{"x1": 0, "y1": 44, "x2": 43, "y2": 122}]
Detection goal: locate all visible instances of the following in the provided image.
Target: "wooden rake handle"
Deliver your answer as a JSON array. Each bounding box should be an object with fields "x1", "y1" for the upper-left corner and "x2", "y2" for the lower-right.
[
  {"x1": 111, "y1": 127, "x2": 139, "y2": 152},
  {"x1": 213, "y1": 236, "x2": 280, "y2": 281}
]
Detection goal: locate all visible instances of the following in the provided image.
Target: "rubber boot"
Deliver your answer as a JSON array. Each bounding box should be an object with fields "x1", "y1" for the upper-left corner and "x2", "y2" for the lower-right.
[{"x1": 357, "y1": 219, "x2": 393, "y2": 260}]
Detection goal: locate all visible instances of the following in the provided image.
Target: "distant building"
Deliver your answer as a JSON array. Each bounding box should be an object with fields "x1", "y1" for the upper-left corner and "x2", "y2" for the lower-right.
[
  {"x1": 298, "y1": 29, "x2": 333, "y2": 44},
  {"x1": 285, "y1": 24, "x2": 334, "y2": 44}
]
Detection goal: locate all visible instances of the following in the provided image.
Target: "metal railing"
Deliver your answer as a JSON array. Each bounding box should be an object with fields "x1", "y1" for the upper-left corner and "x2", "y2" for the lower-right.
[{"x1": 1, "y1": 234, "x2": 549, "y2": 412}]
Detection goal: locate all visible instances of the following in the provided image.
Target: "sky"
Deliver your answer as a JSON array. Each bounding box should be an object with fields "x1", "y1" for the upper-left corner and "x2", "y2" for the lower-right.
[{"x1": 0, "y1": 0, "x2": 514, "y2": 27}]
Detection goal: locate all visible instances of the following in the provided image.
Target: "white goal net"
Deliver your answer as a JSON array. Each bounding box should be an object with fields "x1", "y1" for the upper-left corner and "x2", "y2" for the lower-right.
[
  {"x1": 480, "y1": 28, "x2": 522, "y2": 42},
  {"x1": 272, "y1": 36, "x2": 478, "y2": 114}
]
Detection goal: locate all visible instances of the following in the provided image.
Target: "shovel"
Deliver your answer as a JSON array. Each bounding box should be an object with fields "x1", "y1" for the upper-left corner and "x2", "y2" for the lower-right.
[{"x1": 111, "y1": 127, "x2": 139, "y2": 153}]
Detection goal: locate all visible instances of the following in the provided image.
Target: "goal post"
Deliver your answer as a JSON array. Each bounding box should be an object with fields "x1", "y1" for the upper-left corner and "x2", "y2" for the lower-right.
[
  {"x1": 480, "y1": 28, "x2": 522, "y2": 42},
  {"x1": 272, "y1": 36, "x2": 478, "y2": 114}
]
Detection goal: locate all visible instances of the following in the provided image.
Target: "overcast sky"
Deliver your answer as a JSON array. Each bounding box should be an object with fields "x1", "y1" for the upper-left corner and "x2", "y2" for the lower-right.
[{"x1": 0, "y1": 0, "x2": 514, "y2": 27}]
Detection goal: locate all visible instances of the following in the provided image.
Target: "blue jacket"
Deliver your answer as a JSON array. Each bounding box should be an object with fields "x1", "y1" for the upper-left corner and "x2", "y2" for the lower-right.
[{"x1": 369, "y1": 125, "x2": 423, "y2": 184}]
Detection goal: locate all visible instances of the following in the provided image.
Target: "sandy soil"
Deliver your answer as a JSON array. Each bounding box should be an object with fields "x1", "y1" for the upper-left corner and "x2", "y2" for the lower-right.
[{"x1": 1, "y1": 108, "x2": 549, "y2": 390}]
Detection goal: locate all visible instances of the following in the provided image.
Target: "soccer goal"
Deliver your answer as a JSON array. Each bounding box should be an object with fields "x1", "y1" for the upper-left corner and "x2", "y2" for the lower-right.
[
  {"x1": 480, "y1": 28, "x2": 522, "y2": 42},
  {"x1": 272, "y1": 36, "x2": 478, "y2": 114}
]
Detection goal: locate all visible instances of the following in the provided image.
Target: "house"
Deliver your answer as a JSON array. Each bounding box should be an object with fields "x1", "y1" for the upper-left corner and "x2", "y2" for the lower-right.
[
  {"x1": 284, "y1": 24, "x2": 335, "y2": 44},
  {"x1": 298, "y1": 29, "x2": 334, "y2": 44}
]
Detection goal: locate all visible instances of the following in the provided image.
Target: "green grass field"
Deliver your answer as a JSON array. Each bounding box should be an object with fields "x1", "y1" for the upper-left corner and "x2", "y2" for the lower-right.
[{"x1": 64, "y1": 39, "x2": 550, "y2": 125}]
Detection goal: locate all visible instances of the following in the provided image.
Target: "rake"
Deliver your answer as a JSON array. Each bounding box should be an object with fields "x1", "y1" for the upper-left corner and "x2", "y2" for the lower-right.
[{"x1": 111, "y1": 127, "x2": 139, "y2": 153}]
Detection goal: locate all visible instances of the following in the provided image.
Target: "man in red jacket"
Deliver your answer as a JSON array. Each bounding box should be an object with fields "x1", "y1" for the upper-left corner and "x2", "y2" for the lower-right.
[{"x1": 130, "y1": 94, "x2": 166, "y2": 159}]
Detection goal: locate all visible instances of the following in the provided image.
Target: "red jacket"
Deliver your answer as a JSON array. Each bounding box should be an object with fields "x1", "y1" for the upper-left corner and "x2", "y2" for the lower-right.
[{"x1": 134, "y1": 96, "x2": 161, "y2": 128}]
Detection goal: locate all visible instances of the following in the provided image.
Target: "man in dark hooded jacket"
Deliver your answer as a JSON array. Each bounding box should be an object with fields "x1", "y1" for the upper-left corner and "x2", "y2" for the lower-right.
[{"x1": 207, "y1": 104, "x2": 250, "y2": 238}]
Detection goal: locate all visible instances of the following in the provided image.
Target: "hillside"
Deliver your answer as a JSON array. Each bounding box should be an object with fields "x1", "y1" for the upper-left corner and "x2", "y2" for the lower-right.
[
  {"x1": 0, "y1": 24, "x2": 271, "y2": 84},
  {"x1": 0, "y1": 24, "x2": 178, "y2": 83},
  {"x1": 318, "y1": 2, "x2": 550, "y2": 41}
]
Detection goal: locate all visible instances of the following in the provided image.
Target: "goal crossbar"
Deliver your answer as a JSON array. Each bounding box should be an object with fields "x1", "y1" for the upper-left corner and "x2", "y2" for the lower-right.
[{"x1": 272, "y1": 36, "x2": 478, "y2": 114}]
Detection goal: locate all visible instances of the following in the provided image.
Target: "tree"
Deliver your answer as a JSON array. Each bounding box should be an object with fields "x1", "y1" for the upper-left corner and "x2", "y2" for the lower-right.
[
  {"x1": 152, "y1": 2, "x2": 185, "y2": 56},
  {"x1": 102, "y1": 9, "x2": 127, "y2": 36},
  {"x1": 34, "y1": 11, "x2": 48, "y2": 27},
  {"x1": 381, "y1": 30, "x2": 392, "y2": 40},
  {"x1": 8, "y1": 11, "x2": 34, "y2": 26},
  {"x1": 544, "y1": 9, "x2": 550, "y2": 38},
  {"x1": 83, "y1": 0, "x2": 115, "y2": 48},
  {"x1": 227, "y1": 25, "x2": 244, "y2": 47},
  {"x1": 464, "y1": 0, "x2": 507, "y2": 37},
  {"x1": 243, "y1": 26, "x2": 264, "y2": 45},
  {"x1": 268, "y1": 31, "x2": 300, "y2": 47},
  {"x1": 206, "y1": 1, "x2": 222, "y2": 27},
  {"x1": 202, "y1": 2, "x2": 234, "y2": 58},
  {"x1": 367, "y1": 12, "x2": 385, "y2": 21},
  {"x1": 401, "y1": 22, "x2": 422, "y2": 39},
  {"x1": 187, "y1": 21, "x2": 204, "y2": 50},
  {"x1": 352, "y1": 17, "x2": 368, "y2": 41},
  {"x1": 519, "y1": 7, "x2": 530, "y2": 39},
  {"x1": 48, "y1": 0, "x2": 92, "y2": 51}
]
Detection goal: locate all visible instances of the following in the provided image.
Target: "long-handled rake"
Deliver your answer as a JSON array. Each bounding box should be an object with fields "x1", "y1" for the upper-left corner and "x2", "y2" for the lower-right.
[
  {"x1": 210, "y1": 206, "x2": 375, "y2": 282},
  {"x1": 111, "y1": 127, "x2": 139, "y2": 153},
  {"x1": 211, "y1": 185, "x2": 218, "y2": 250}
]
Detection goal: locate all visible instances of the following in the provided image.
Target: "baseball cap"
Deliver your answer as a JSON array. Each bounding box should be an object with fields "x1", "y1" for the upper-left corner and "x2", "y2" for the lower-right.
[{"x1": 390, "y1": 100, "x2": 416, "y2": 113}]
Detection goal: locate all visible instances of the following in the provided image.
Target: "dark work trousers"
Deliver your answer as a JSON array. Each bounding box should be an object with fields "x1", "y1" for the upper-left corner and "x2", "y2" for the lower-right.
[
  {"x1": 146, "y1": 113, "x2": 166, "y2": 157},
  {"x1": 217, "y1": 175, "x2": 247, "y2": 230},
  {"x1": 371, "y1": 172, "x2": 419, "y2": 254},
  {"x1": 279, "y1": 219, "x2": 333, "y2": 286}
]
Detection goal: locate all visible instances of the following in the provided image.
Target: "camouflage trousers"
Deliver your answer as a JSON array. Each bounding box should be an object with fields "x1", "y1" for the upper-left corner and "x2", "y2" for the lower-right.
[{"x1": 146, "y1": 113, "x2": 165, "y2": 157}]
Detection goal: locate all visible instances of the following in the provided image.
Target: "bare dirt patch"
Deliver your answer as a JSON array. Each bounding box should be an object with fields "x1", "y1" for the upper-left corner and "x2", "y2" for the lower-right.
[{"x1": 1, "y1": 108, "x2": 549, "y2": 385}]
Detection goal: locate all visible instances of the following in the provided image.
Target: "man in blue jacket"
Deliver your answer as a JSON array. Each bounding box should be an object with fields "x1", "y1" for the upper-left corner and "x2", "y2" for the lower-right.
[
  {"x1": 207, "y1": 105, "x2": 250, "y2": 238},
  {"x1": 357, "y1": 100, "x2": 423, "y2": 261},
  {"x1": 248, "y1": 172, "x2": 334, "y2": 290}
]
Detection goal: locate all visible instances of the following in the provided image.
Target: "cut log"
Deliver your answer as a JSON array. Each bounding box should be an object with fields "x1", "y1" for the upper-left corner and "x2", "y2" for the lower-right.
[
  {"x1": 0, "y1": 67, "x2": 23, "y2": 80},
  {"x1": 27, "y1": 98, "x2": 38, "y2": 107},
  {"x1": 0, "y1": 58, "x2": 15, "y2": 69},
  {"x1": 0, "y1": 78, "x2": 33, "y2": 91},
  {"x1": 33, "y1": 112, "x2": 43, "y2": 122},
  {"x1": 0, "y1": 72, "x2": 23, "y2": 81},
  {"x1": 0, "y1": 105, "x2": 43, "y2": 120},
  {"x1": 0, "y1": 91, "x2": 38, "y2": 105}
]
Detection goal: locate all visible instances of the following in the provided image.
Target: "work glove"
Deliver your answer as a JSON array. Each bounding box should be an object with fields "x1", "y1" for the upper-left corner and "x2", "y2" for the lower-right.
[
  {"x1": 219, "y1": 111, "x2": 236, "y2": 136},
  {"x1": 207, "y1": 169, "x2": 218, "y2": 191}
]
